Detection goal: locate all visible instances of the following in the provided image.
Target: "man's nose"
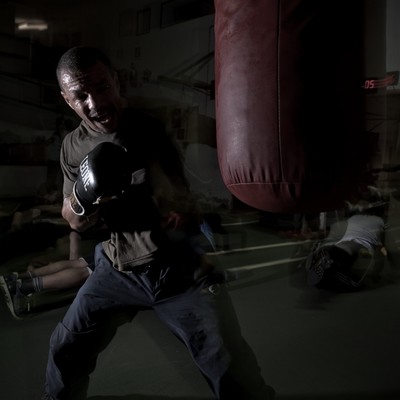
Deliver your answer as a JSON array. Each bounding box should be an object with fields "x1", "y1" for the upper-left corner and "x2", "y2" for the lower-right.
[{"x1": 87, "y1": 93, "x2": 103, "y2": 110}]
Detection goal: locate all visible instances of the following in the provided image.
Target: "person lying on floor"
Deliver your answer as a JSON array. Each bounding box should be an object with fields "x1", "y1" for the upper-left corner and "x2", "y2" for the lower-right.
[
  {"x1": 0, "y1": 214, "x2": 217, "y2": 320},
  {"x1": 0, "y1": 231, "x2": 95, "y2": 319},
  {"x1": 305, "y1": 204, "x2": 387, "y2": 291}
]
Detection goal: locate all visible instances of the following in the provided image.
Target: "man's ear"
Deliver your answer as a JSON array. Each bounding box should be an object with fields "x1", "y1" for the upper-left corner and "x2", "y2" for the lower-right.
[{"x1": 61, "y1": 91, "x2": 73, "y2": 109}]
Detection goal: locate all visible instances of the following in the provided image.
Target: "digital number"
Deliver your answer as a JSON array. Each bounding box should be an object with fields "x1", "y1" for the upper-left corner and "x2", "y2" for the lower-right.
[{"x1": 363, "y1": 79, "x2": 375, "y2": 89}]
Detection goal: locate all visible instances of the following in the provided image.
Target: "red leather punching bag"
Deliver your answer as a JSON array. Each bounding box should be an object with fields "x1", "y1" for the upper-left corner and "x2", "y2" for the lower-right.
[{"x1": 214, "y1": 0, "x2": 367, "y2": 213}]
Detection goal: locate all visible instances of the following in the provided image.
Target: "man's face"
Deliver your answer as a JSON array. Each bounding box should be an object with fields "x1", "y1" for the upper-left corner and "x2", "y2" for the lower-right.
[{"x1": 60, "y1": 61, "x2": 124, "y2": 134}]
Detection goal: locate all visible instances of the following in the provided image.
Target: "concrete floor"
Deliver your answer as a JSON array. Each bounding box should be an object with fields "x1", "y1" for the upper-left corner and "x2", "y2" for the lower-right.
[{"x1": 1, "y1": 202, "x2": 400, "y2": 400}]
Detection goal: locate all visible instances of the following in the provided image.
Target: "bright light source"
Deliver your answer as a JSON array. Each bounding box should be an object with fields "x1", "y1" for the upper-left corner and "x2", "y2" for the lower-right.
[
  {"x1": 17, "y1": 22, "x2": 48, "y2": 31},
  {"x1": 16, "y1": 18, "x2": 48, "y2": 31}
]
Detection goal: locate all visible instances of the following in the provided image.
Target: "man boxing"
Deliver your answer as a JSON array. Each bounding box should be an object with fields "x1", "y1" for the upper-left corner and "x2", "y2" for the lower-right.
[{"x1": 41, "y1": 46, "x2": 275, "y2": 400}]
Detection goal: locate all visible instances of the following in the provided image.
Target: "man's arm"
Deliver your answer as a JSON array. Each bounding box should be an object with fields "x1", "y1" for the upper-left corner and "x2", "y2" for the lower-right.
[
  {"x1": 61, "y1": 142, "x2": 131, "y2": 231},
  {"x1": 61, "y1": 197, "x2": 100, "y2": 232}
]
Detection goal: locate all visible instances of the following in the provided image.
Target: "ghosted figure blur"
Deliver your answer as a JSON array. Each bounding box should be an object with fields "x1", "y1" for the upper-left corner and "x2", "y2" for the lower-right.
[
  {"x1": 0, "y1": 231, "x2": 100, "y2": 319},
  {"x1": 305, "y1": 206, "x2": 387, "y2": 291}
]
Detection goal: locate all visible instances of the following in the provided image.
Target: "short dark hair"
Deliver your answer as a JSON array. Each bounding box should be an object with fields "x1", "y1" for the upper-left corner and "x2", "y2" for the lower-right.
[{"x1": 56, "y1": 46, "x2": 113, "y2": 87}]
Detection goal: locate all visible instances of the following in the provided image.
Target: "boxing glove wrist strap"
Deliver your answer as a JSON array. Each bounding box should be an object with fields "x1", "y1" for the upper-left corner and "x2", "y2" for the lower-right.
[{"x1": 69, "y1": 182, "x2": 99, "y2": 216}]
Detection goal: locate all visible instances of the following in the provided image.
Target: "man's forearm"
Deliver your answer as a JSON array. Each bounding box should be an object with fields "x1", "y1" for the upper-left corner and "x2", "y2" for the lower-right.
[{"x1": 62, "y1": 197, "x2": 99, "y2": 232}]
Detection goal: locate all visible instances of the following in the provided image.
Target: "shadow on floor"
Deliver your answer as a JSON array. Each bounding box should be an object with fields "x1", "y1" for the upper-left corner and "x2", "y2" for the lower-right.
[
  {"x1": 279, "y1": 394, "x2": 400, "y2": 400},
  {"x1": 88, "y1": 396, "x2": 212, "y2": 400},
  {"x1": 88, "y1": 391, "x2": 400, "y2": 400}
]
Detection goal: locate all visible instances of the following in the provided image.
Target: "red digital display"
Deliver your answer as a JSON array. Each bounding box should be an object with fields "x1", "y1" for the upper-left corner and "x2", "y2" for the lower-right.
[{"x1": 363, "y1": 71, "x2": 399, "y2": 89}]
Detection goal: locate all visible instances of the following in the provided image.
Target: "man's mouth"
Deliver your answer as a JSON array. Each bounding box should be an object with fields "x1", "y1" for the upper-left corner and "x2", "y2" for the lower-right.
[
  {"x1": 91, "y1": 111, "x2": 113, "y2": 124},
  {"x1": 94, "y1": 116, "x2": 110, "y2": 124}
]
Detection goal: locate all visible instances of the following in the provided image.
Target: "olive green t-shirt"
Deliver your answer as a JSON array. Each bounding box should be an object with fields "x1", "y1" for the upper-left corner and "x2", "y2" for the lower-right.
[{"x1": 60, "y1": 108, "x2": 196, "y2": 270}]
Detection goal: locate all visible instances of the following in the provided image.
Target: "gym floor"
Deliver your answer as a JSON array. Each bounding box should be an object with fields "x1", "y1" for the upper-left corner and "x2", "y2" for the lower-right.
[{"x1": 0, "y1": 200, "x2": 400, "y2": 400}]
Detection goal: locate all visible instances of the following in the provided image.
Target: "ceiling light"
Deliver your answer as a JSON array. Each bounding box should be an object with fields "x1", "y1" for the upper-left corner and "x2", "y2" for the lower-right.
[{"x1": 16, "y1": 19, "x2": 48, "y2": 31}]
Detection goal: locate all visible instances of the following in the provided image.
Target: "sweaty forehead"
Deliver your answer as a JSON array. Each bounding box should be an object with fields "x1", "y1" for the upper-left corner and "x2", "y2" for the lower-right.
[
  {"x1": 60, "y1": 62, "x2": 112, "y2": 92},
  {"x1": 60, "y1": 69, "x2": 88, "y2": 90}
]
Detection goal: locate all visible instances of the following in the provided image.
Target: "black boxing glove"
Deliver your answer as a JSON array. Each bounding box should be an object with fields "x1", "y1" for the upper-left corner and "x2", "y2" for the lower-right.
[{"x1": 69, "y1": 142, "x2": 131, "y2": 216}]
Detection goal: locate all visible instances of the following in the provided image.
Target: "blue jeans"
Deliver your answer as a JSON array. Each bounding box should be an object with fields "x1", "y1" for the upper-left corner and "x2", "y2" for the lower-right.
[{"x1": 45, "y1": 243, "x2": 272, "y2": 399}]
